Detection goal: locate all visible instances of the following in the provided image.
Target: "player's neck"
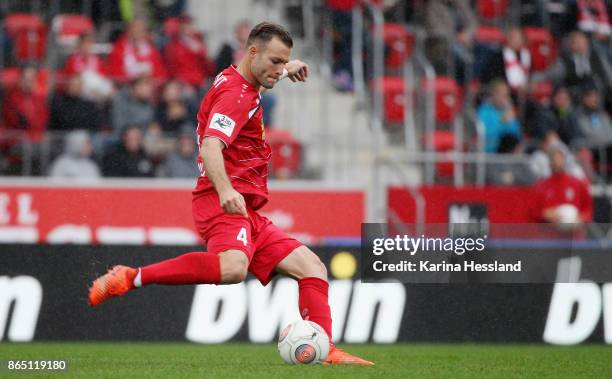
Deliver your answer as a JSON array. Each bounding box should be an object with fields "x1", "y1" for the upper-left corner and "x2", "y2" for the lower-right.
[{"x1": 236, "y1": 61, "x2": 260, "y2": 90}]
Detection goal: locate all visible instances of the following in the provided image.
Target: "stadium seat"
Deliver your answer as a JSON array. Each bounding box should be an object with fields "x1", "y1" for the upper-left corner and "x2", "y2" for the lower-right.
[
  {"x1": 474, "y1": 25, "x2": 506, "y2": 45},
  {"x1": 421, "y1": 77, "x2": 463, "y2": 124},
  {"x1": 52, "y1": 14, "x2": 94, "y2": 48},
  {"x1": 265, "y1": 129, "x2": 302, "y2": 178},
  {"x1": 529, "y1": 81, "x2": 553, "y2": 104},
  {"x1": 477, "y1": 0, "x2": 510, "y2": 20},
  {"x1": 326, "y1": 0, "x2": 359, "y2": 11},
  {"x1": 4, "y1": 13, "x2": 46, "y2": 61},
  {"x1": 380, "y1": 23, "x2": 414, "y2": 70},
  {"x1": 0, "y1": 67, "x2": 20, "y2": 88},
  {"x1": 523, "y1": 27, "x2": 557, "y2": 72},
  {"x1": 425, "y1": 130, "x2": 456, "y2": 177},
  {"x1": 373, "y1": 76, "x2": 407, "y2": 124}
]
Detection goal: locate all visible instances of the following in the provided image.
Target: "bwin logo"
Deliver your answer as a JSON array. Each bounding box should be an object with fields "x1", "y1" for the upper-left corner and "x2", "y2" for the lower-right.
[
  {"x1": 544, "y1": 257, "x2": 612, "y2": 345},
  {"x1": 0, "y1": 276, "x2": 42, "y2": 341}
]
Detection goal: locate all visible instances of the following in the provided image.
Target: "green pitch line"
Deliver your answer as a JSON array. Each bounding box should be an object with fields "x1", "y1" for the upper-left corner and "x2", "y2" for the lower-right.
[{"x1": 0, "y1": 343, "x2": 611, "y2": 379}]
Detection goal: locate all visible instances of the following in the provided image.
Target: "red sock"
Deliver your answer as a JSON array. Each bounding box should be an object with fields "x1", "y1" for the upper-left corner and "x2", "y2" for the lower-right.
[
  {"x1": 140, "y1": 252, "x2": 221, "y2": 285},
  {"x1": 298, "y1": 277, "x2": 332, "y2": 340}
]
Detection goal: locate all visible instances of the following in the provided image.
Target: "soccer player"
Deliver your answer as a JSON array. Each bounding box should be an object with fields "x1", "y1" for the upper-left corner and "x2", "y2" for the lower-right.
[{"x1": 89, "y1": 22, "x2": 373, "y2": 366}]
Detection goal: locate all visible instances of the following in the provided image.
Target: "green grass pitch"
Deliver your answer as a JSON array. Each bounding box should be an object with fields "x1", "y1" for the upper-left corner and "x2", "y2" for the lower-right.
[{"x1": 0, "y1": 343, "x2": 611, "y2": 378}]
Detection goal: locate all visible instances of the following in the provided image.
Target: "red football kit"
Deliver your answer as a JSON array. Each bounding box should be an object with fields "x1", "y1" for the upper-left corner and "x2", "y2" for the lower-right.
[
  {"x1": 531, "y1": 173, "x2": 593, "y2": 222},
  {"x1": 192, "y1": 65, "x2": 301, "y2": 285},
  {"x1": 136, "y1": 65, "x2": 333, "y2": 343}
]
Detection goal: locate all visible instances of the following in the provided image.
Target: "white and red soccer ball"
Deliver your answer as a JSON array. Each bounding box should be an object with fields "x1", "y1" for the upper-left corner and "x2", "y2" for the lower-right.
[{"x1": 277, "y1": 320, "x2": 330, "y2": 364}]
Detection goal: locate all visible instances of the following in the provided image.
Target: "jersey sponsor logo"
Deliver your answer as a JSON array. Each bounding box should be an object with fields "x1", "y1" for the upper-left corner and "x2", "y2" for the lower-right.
[{"x1": 209, "y1": 113, "x2": 236, "y2": 137}]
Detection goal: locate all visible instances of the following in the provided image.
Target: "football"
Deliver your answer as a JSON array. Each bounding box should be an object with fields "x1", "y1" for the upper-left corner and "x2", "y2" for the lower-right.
[{"x1": 277, "y1": 320, "x2": 330, "y2": 364}]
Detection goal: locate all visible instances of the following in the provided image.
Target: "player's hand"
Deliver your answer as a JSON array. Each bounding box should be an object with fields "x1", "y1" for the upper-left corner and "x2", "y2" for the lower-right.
[
  {"x1": 219, "y1": 188, "x2": 248, "y2": 217},
  {"x1": 542, "y1": 208, "x2": 560, "y2": 223},
  {"x1": 285, "y1": 60, "x2": 308, "y2": 82}
]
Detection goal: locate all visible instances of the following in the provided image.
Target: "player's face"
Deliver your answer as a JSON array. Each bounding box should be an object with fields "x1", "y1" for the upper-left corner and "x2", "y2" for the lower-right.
[
  {"x1": 251, "y1": 37, "x2": 290, "y2": 89},
  {"x1": 550, "y1": 150, "x2": 565, "y2": 174}
]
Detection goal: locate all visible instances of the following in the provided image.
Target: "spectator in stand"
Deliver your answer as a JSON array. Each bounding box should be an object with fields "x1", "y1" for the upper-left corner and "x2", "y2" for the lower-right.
[
  {"x1": 451, "y1": 24, "x2": 476, "y2": 87},
  {"x1": 106, "y1": 19, "x2": 167, "y2": 83},
  {"x1": 64, "y1": 33, "x2": 105, "y2": 76},
  {"x1": 215, "y1": 19, "x2": 250, "y2": 74},
  {"x1": 49, "y1": 75, "x2": 104, "y2": 133},
  {"x1": 542, "y1": 31, "x2": 612, "y2": 100},
  {"x1": 477, "y1": 80, "x2": 522, "y2": 153},
  {"x1": 157, "y1": 125, "x2": 199, "y2": 178},
  {"x1": 425, "y1": 0, "x2": 477, "y2": 76},
  {"x1": 481, "y1": 27, "x2": 532, "y2": 94},
  {"x1": 575, "y1": 86, "x2": 612, "y2": 159},
  {"x1": 531, "y1": 145, "x2": 592, "y2": 226},
  {"x1": 164, "y1": 15, "x2": 215, "y2": 89},
  {"x1": 102, "y1": 125, "x2": 154, "y2": 177},
  {"x1": 64, "y1": 32, "x2": 114, "y2": 101},
  {"x1": 2, "y1": 66, "x2": 48, "y2": 143},
  {"x1": 155, "y1": 80, "x2": 196, "y2": 135},
  {"x1": 150, "y1": 0, "x2": 187, "y2": 24},
  {"x1": 49, "y1": 130, "x2": 100, "y2": 178},
  {"x1": 534, "y1": 86, "x2": 581, "y2": 145},
  {"x1": 486, "y1": 134, "x2": 535, "y2": 186},
  {"x1": 530, "y1": 131, "x2": 588, "y2": 180},
  {"x1": 111, "y1": 75, "x2": 155, "y2": 134},
  {"x1": 570, "y1": 0, "x2": 610, "y2": 40}
]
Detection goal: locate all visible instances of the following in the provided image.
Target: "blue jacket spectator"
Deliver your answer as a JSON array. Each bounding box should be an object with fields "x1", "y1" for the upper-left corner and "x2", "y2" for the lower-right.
[{"x1": 477, "y1": 81, "x2": 522, "y2": 153}]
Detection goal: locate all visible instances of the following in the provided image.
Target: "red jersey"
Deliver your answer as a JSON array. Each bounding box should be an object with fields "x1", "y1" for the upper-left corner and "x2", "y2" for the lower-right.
[
  {"x1": 531, "y1": 173, "x2": 593, "y2": 222},
  {"x1": 64, "y1": 53, "x2": 105, "y2": 76},
  {"x1": 193, "y1": 65, "x2": 271, "y2": 210}
]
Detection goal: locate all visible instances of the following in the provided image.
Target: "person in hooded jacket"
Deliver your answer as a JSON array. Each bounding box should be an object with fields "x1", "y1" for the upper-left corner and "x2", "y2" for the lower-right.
[{"x1": 49, "y1": 130, "x2": 101, "y2": 178}]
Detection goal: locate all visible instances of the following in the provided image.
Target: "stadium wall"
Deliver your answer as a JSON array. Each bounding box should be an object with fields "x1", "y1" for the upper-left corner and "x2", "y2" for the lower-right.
[{"x1": 1, "y1": 245, "x2": 611, "y2": 345}]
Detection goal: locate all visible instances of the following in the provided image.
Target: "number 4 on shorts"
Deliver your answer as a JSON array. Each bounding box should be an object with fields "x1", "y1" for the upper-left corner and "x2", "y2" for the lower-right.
[{"x1": 237, "y1": 227, "x2": 248, "y2": 246}]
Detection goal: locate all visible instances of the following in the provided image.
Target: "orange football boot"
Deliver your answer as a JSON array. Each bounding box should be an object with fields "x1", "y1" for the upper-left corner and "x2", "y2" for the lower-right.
[
  {"x1": 324, "y1": 345, "x2": 375, "y2": 366},
  {"x1": 88, "y1": 265, "x2": 137, "y2": 307}
]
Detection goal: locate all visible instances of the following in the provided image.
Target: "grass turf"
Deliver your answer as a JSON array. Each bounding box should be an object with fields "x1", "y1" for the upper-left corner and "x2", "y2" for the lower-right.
[{"x1": 0, "y1": 343, "x2": 610, "y2": 378}]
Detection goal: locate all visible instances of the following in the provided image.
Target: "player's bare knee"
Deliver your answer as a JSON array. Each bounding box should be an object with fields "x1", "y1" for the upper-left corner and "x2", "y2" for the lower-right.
[
  {"x1": 301, "y1": 247, "x2": 327, "y2": 281},
  {"x1": 219, "y1": 250, "x2": 249, "y2": 284},
  {"x1": 309, "y1": 254, "x2": 327, "y2": 281}
]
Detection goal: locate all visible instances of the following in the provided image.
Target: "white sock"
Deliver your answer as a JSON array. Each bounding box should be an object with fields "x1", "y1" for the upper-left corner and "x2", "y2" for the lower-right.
[{"x1": 133, "y1": 268, "x2": 142, "y2": 288}]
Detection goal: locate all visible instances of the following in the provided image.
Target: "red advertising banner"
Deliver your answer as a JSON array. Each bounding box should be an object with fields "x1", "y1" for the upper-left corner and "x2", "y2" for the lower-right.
[
  {"x1": 0, "y1": 181, "x2": 364, "y2": 245},
  {"x1": 388, "y1": 185, "x2": 533, "y2": 224}
]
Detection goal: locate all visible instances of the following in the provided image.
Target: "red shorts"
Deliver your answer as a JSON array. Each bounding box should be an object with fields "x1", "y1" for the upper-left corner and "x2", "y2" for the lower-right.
[{"x1": 192, "y1": 191, "x2": 302, "y2": 285}]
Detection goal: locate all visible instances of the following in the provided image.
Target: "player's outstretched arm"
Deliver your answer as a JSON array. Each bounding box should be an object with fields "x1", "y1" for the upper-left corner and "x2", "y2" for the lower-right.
[
  {"x1": 284, "y1": 59, "x2": 308, "y2": 82},
  {"x1": 201, "y1": 137, "x2": 248, "y2": 217}
]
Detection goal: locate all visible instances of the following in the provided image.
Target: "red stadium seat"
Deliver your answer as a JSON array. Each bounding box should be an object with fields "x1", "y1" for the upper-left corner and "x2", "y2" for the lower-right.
[
  {"x1": 373, "y1": 77, "x2": 407, "y2": 124},
  {"x1": 475, "y1": 25, "x2": 506, "y2": 45},
  {"x1": 529, "y1": 81, "x2": 553, "y2": 104},
  {"x1": 52, "y1": 14, "x2": 94, "y2": 47},
  {"x1": 523, "y1": 27, "x2": 557, "y2": 72},
  {"x1": 422, "y1": 77, "x2": 463, "y2": 124},
  {"x1": 0, "y1": 67, "x2": 20, "y2": 88},
  {"x1": 477, "y1": 0, "x2": 510, "y2": 19},
  {"x1": 425, "y1": 130, "x2": 456, "y2": 177},
  {"x1": 326, "y1": 0, "x2": 359, "y2": 11},
  {"x1": 266, "y1": 129, "x2": 302, "y2": 178},
  {"x1": 380, "y1": 23, "x2": 414, "y2": 69},
  {"x1": 4, "y1": 13, "x2": 47, "y2": 61}
]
